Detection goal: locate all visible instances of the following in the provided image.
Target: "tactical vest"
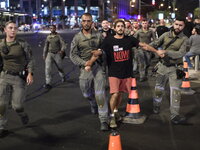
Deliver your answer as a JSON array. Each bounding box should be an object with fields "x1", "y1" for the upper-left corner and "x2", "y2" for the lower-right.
[{"x1": 0, "y1": 39, "x2": 27, "y2": 72}]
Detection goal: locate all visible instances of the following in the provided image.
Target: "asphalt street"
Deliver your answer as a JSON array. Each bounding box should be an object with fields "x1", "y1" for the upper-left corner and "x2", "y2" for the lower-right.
[{"x1": 0, "y1": 30, "x2": 200, "y2": 150}]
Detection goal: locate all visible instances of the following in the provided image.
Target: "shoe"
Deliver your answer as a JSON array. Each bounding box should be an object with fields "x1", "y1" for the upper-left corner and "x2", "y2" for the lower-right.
[
  {"x1": 139, "y1": 77, "x2": 147, "y2": 82},
  {"x1": 89, "y1": 100, "x2": 98, "y2": 114},
  {"x1": 61, "y1": 77, "x2": 66, "y2": 83},
  {"x1": 20, "y1": 114, "x2": 29, "y2": 125},
  {"x1": 100, "y1": 122, "x2": 109, "y2": 131},
  {"x1": 90, "y1": 106, "x2": 98, "y2": 114},
  {"x1": 153, "y1": 105, "x2": 160, "y2": 114},
  {"x1": 43, "y1": 84, "x2": 52, "y2": 89},
  {"x1": 0, "y1": 129, "x2": 9, "y2": 138},
  {"x1": 115, "y1": 112, "x2": 122, "y2": 122},
  {"x1": 110, "y1": 117, "x2": 117, "y2": 128},
  {"x1": 171, "y1": 115, "x2": 187, "y2": 125}
]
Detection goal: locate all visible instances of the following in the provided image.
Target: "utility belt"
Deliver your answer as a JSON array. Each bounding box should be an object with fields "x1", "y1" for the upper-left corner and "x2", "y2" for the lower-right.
[
  {"x1": 3, "y1": 70, "x2": 22, "y2": 76},
  {"x1": 3, "y1": 69, "x2": 28, "y2": 81},
  {"x1": 158, "y1": 61, "x2": 185, "y2": 79},
  {"x1": 49, "y1": 51, "x2": 58, "y2": 54},
  {"x1": 159, "y1": 59, "x2": 182, "y2": 67}
]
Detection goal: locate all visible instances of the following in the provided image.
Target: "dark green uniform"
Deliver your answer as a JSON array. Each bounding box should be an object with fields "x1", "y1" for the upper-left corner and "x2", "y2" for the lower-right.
[
  {"x1": 43, "y1": 33, "x2": 66, "y2": 85},
  {"x1": 70, "y1": 29, "x2": 109, "y2": 124},
  {"x1": 134, "y1": 29, "x2": 156, "y2": 80},
  {"x1": 0, "y1": 38, "x2": 34, "y2": 130},
  {"x1": 150, "y1": 30, "x2": 188, "y2": 119}
]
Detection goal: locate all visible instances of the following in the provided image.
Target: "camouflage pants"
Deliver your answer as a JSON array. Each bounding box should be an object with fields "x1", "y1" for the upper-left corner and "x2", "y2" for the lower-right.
[
  {"x1": 45, "y1": 52, "x2": 65, "y2": 84},
  {"x1": 0, "y1": 72, "x2": 27, "y2": 129},
  {"x1": 153, "y1": 64, "x2": 182, "y2": 119},
  {"x1": 79, "y1": 64, "x2": 109, "y2": 123}
]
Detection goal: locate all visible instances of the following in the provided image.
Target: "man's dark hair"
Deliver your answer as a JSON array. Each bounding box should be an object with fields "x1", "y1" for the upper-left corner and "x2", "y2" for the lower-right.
[
  {"x1": 175, "y1": 18, "x2": 186, "y2": 24},
  {"x1": 195, "y1": 25, "x2": 200, "y2": 34},
  {"x1": 81, "y1": 13, "x2": 92, "y2": 19},
  {"x1": 113, "y1": 19, "x2": 125, "y2": 28},
  {"x1": 102, "y1": 20, "x2": 108, "y2": 23},
  {"x1": 142, "y1": 19, "x2": 147, "y2": 22},
  {"x1": 5, "y1": 20, "x2": 16, "y2": 27},
  {"x1": 124, "y1": 19, "x2": 131, "y2": 24},
  {"x1": 49, "y1": 25, "x2": 56, "y2": 28}
]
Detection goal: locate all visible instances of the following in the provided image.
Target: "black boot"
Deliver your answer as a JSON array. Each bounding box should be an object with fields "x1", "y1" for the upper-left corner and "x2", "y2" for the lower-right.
[
  {"x1": 20, "y1": 114, "x2": 29, "y2": 125},
  {"x1": 171, "y1": 115, "x2": 186, "y2": 125},
  {"x1": 153, "y1": 102, "x2": 161, "y2": 114},
  {"x1": 0, "y1": 129, "x2": 9, "y2": 138},
  {"x1": 89, "y1": 100, "x2": 98, "y2": 114},
  {"x1": 100, "y1": 122, "x2": 109, "y2": 131},
  {"x1": 16, "y1": 109, "x2": 29, "y2": 125}
]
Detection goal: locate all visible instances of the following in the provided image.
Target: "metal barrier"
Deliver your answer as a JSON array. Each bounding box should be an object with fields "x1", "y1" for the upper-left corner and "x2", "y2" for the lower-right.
[{"x1": 195, "y1": 55, "x2": 199, "y2": 71}]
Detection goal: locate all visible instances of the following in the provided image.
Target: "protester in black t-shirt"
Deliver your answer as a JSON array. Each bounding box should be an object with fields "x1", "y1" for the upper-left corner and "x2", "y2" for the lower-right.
[
  {"x1": 156, "y1": 19, "x2": 169, "y2": 38},
  {"x1": 87, "y1": 19, "x2": 161, "y2": 128},
  {"x1": 183, "y1": 17, "x2": 194, "y2": 37}
]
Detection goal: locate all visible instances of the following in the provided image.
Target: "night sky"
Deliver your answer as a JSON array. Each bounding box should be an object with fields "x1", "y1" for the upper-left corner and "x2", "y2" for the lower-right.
[
  {"x1": 176, "y1": 0, "x2": 199, "y2": 17},
  {"x1": 141, "y1": 0, "x2": 199, "y2": 17}
]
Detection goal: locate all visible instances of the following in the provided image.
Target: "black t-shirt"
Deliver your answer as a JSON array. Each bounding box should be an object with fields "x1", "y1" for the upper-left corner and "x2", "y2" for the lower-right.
[
  {"x1": 156, "y1": 25, "x2": 169, "y2": 37},
  {"x1": 99, "y1": 28, "x2": 115, "y2": 37},
  {"x1": 102, "y1": 36, "x2": 139, "y2": 78}
]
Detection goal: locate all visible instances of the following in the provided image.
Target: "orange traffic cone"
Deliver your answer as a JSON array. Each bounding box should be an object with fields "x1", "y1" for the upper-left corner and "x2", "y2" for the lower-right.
[
  {"x1": 122, "y1": 78, "x2": 146, "y2": 124},
  {"x1": 181, "y1": 61, "x2": 195, "y2": 95},
  {"x1": 108, "y1": 131, "x2": 122, "y2": 150}
]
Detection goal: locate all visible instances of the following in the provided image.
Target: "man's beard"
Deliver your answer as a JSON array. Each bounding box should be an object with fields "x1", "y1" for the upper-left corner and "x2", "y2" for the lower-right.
[
  {"x1": 116, "y1": 30, "x2": 124, "y2": 35},
  {"x1": 83, "y1": 25, "x2": 91, "y2": 31},
  {"x1": 172, "y1": 27, "x2": 181, "y2": 35}
]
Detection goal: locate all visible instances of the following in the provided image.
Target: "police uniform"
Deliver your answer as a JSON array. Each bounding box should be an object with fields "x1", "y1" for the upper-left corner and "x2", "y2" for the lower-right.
[
  {"x1": 134, "y1": 29, "x2": 156, "y2": 80},
  {"x1": 150, "y1": 30, "x2": 188, "y2": 120},
  {"x1": 70, "y1": 29, "x2": 109, "y2": 125},
  {"x1": 0, "y1": 38, "x2": 34, "y2": 131},
  {"x1": 43, "y1": 33, "x2": 66, "y2": 86}
]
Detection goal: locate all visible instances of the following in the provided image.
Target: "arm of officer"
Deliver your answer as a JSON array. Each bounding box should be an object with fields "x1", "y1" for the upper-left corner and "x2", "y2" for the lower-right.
[
  {"x1": 59, "y1": 35, "x2": 67, "y2": 53},
  {"x1": 43, "y1": 37, "x2": 49, "y2": 59},
  {"x1": 0, "y1": 53, "x2": 3, "y2": 72},
  {"x1": 24, "y1": 41, "x2": 34, "y2": 85},
  {"x1": 84, "y1": 33, "x2": 105, "y2": 71},
  {"x1": 151, "y1": 29, "x2": 157, "y2": 41},
  {"x1": 85, "y1": 49, "x2": 102, "y2": 66},
  {"x1": 70, "y1": 35, "x2": 87, "y2": 66},
  {"x1": 139, "y1": 42, "x2": 164, "y2": 57}
]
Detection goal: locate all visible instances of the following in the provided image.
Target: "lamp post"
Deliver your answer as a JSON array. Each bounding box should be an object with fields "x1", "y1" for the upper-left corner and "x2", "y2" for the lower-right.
[
  {"x1": 62, "y1": 0, "x2": 65, "y2": 29},
  {"x1": 139, "y1": 0, "x2": 141, "y2": 17},
  {"x1": 199, "y1": 0, "x2": 200, "y2": 17},
  {"x1": 49, "y1": 0, "x2": 52, "y2": 24}
]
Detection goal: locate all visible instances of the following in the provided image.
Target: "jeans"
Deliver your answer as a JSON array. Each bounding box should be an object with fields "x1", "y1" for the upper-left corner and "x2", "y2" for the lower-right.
[{"x1": 184, "y1": 52, "x2": 196, "y2": 68}]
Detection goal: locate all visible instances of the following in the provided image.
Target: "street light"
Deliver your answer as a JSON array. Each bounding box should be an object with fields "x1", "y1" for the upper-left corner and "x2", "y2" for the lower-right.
[{"x1": 130, "y1": 0, "x2": 136, "y2": 8}]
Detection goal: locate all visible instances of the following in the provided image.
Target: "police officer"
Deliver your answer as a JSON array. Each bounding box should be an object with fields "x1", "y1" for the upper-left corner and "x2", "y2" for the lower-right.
[
  {"x1": 135, "y1": 19, "x2": 156, "y2": 81},
  {"x1": 99, "y1": 20, "x2": 115, "y2": 38},
  {"x1": 70, "y1": 13, "x2": 109, "y2": 131},
  {"x1": 147, "y1": 18, "x2": 188, "y2": 124},
  {"x1": 0, "y1": 21, "x2": 34, "y2": 137},
  {"x1": 43, "y1": 25, "x2": 66, "y2": 89}
]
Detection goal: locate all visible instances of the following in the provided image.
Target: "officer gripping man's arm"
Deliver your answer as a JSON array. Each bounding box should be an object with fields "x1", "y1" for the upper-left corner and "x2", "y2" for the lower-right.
[{"x1": 142, "y1": 18, "x2": 190, "y2": 125}]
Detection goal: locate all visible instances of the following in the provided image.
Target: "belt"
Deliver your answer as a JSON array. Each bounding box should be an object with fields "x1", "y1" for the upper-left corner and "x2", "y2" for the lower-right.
[
  {"x1": 160, "y1": 61, "x2": 182, "y2": 67},
  {"x1": 3, "y1": 70, "x2": 21, "y2": 76},
  {"x1": 49, "y1": 51, "x2": 58, "y2": 54}
]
